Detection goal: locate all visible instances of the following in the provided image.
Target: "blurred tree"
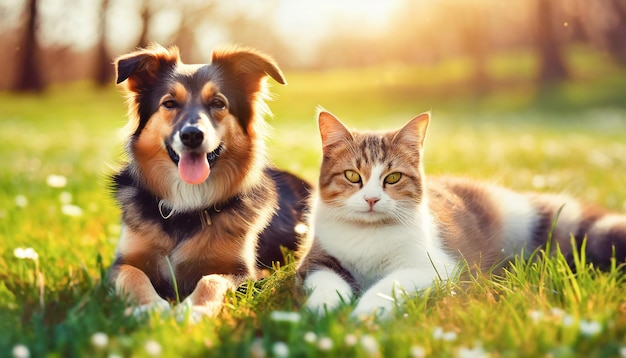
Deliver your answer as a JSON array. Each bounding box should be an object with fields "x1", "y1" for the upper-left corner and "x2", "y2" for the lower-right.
[
  {"x1": 170, "y1": 1, "x2": 289, "y2": 64},
  {"x1": 604, "y1": 0, "x2": 626, "y2": 65},
  {"x1": 385, "y1": 1, "x2": 443, "y2": 65},
  {"x1": 14, "y1": 0, "x2": 44, "y2": 92},
  {"x1": 455, "y1": 0, "x2": 489, "y2": 93},
  {"x1": 221, "y1": 10, "x2": 292, "y2": 65},
  {"x1": 171, "y1": 1, "x2": 217, "y2": 61},
  {"x1": 535, "y1": 0, "x2": 568, "y2": 84},
  {"x1": 137, "y1": 0, "x2": 152, "y2": 49},
  {"x1": 574, "y1": 0, "x2": 626, "y2": 66},
  {"x1": 316, "y1": 33, "x2": 385, "y2": 68},
  {"x1": 95, "y1": 0, "x2": 113, "y2": 86}
]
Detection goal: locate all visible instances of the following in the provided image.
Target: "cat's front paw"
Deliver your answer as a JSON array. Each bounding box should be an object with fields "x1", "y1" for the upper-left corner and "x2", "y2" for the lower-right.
[
  {"x1": 305, "y1": 289, "x2": 347, "y2": 315},
  {"x1": 303, "y1": 270, "x2": 354, "y2": 315},
  {"x1": 351, "y1": 291, "x2": 396, "y2": 320}
]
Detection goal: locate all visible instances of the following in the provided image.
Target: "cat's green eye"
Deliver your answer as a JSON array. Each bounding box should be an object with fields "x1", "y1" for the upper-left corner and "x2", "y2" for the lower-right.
[
  {"x1": 344, "y1": 170, "x2": 361, "y2": 183},
  {"x1": 384, "y1": 172, "x2": 402, "y2": 184}
]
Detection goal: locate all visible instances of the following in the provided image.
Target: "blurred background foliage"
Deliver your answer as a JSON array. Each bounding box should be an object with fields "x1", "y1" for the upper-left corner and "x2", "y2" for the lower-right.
[{"x1": 1, "y1": 0, "x2": 625, "y2": 92}]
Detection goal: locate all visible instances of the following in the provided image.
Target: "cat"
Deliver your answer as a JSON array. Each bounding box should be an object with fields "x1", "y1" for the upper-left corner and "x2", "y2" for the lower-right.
[{"x1": 297, "y1": 110, "x2": 626, "y2": 319}]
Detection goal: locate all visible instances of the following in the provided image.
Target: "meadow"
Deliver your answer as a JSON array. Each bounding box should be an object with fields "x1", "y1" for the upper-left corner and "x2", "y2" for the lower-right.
[{"x1": 1, "y1": 47, "x2": 626, "y2": 357}]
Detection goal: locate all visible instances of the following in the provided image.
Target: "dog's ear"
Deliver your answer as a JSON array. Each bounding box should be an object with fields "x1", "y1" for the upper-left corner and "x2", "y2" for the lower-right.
[
  {"x1": 211, "y1": 47, "x2": 286, "y2": 91},
  {"x1": 115, "y1": 44, "x2": 179, "y2": 90}
]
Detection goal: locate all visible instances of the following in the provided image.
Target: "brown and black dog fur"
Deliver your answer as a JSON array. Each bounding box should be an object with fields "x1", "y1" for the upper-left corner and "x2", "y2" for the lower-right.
[{"x1": 109, "y1": 44, "x2": 310, "y2": 316}]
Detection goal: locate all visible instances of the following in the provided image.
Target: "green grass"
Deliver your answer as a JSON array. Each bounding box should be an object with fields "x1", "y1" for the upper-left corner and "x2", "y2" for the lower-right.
[{"x1": 1, "y1": 46, "x2": 626, "y2": 357}]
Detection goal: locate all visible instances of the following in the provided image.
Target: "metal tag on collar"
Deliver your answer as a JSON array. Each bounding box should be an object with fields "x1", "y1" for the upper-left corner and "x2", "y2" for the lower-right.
[
  {"x1": 158, "y1": 200, "x2": 174, "y2": 219},
  {"x1": 201, "y1": 209, "x2": 212, "y2": 227}
]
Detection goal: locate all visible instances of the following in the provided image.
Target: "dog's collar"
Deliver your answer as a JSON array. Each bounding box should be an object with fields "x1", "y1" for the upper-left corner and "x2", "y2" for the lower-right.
[
  {"x1": 157, "y1": 195, "x2": 241, "y2": 227},
  {"x1": 165, "y1": 142, "x2": 224, "y2": 167}
]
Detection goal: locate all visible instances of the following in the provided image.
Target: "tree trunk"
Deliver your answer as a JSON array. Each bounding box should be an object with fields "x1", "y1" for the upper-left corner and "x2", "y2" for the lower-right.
[
  {"x1": 535, "y1": 0, "x2": 568, "y2": 85},
  {"x1": 462, "y1": 4, "x2": 489, "y2": 94},
  {"x1": 95, "y1": 0, "x2": 113, "y2": 86},
  {"x1": 14, "y1": 0, "x2": 43, "y2": 92},
  {"x1": 137, "y1": 2, "x2": 151, "y2": 49},
  {"x1": 604, "y1": 0, "x2": 626, "y2": 65}
]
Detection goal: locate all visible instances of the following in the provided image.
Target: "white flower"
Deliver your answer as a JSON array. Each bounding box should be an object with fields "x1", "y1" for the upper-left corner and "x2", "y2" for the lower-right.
[
  {"x1": 410, "y1": 345, "x2": 426, "y2": 358},
  {"x1": 12, "y1": 344, "x2": 30, "y2": 358},
  {"x1": 550, "y1": 308, "x2": 565, "y2": 318},
  {"x1": 270, "y1": 310, "x2": 301, "y2": 323},
  {"x1": 442, "y1": 331, "x2": 457, "y2": 341},
  {"x1": 272, "y1": 342, "x2": 289, "y2": 358},
  {"x1": 457, "y1": 345, "x2": 489, "y2": 358},
  {"x1": 61, "y1": 204, "x2": 83, "y2": 217},
  {"x1": 14, "y1": 247, "x2": 38, "y2": 261},
  {"x1": 579, "y1": 320, "x2": 602, "y2": 336},
  {"x1": 46, "y1": 174, "x2": 67, "y2": 188},
  {"x1": 360, "y1": 335, "x2": 380, "y2": 356},
  {"x1": 317, "y1": 337, "x2": 333, "y2": 351},
  {"x1": 59, "y1": 191, "x2": 73, "y2": 204},
  {"x1": 619, "y1": 346, "x2": 626, "y2": 357},
  {"x1": 91, "y1": 332, "x2": 109, "y2": 349},
  {"x1": 15, "y1": 195, "x2": 28, "y2": 208},
  {"x1": 250, "y1": 338, "x2": 266, "y2": 358},
  {"x1": 527, "y1": 310, "x2": 543, "y2": 323},
  {"x1": 144, "y1": 340, "x2": 162, "y2": 356},
  {"x1": 303, "y1": 331, "x2": 317, "y2": 344},
  {"x1": 433, "y1": 327, "x2": 457, "y2": 341},
  {"x1": 561, "y1": 314, "x2": 575, "y2": 327},
  {"x1": 344, "y1": 334, "x2": 358, "y2": 347}
]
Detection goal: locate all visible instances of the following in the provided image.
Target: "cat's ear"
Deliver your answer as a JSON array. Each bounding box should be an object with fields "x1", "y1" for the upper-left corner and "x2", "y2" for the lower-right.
[
  {"x1": 393, "y1": 112, "x2": 430, "y2": 148},
  {"x1": 318, "y1": 109, "x2": 353, "y2": 153}
]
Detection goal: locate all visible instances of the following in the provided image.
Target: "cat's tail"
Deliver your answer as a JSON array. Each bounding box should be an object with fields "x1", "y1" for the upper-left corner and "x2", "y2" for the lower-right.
[{"x1": 527, "y1": 193, "x2": 626, "y2": 270}]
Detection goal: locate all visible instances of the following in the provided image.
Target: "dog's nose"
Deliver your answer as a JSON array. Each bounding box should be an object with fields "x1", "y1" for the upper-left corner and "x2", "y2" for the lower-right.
[{"x1": 180, "y1": 126, "x2": 204, "y2": 148}]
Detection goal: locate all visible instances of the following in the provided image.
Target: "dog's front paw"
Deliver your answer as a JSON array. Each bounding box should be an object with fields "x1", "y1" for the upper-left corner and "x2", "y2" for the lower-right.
[
  {"x1": 174, "y1": 299, "x2": 223, "y2": 323},
  {"x1": 178, "y1": 275, "x2": 234, "y2": 321},
  {"x1": 187, "y1": 274, "x2": 234, "y2": 304},
  {"x1": 126, "y1": 298, "x2": 171, "y2": 318}
]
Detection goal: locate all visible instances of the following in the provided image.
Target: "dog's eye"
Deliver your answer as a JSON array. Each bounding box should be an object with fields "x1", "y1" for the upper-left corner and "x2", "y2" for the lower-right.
[
  {"x1": 162, "y1": 100, "x2": 179, "y2": 109},
  {"x1": 209, "y1": 98, "x2": 226, "y2": 110}
]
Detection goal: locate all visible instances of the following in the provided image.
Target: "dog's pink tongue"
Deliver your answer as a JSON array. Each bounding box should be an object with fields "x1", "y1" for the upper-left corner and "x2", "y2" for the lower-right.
[{"x1": 178, "y1": 152, "x2": 210, "y2": 184}]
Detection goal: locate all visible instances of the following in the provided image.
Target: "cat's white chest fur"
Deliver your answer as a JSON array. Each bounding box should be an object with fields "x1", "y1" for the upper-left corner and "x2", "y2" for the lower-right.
[{"x1": 313, "y1": 199, "x2": 455, "y2": 288}]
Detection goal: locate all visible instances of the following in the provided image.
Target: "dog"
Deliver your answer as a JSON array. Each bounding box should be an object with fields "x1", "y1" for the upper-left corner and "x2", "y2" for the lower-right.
[{"x1": 108, "y1": 44, "x2": 310, "y2": 316}]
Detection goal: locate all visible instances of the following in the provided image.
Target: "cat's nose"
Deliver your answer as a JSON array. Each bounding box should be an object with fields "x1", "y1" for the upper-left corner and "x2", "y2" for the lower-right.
[{"x1": 365, "y1": 197, "x2": 380, "y2": 209}]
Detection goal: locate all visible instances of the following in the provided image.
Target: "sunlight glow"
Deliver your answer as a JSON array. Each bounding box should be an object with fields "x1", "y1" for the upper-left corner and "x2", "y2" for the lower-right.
[{"x1": 273, "y1": 0, "x2": 402, "y2": 65}]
